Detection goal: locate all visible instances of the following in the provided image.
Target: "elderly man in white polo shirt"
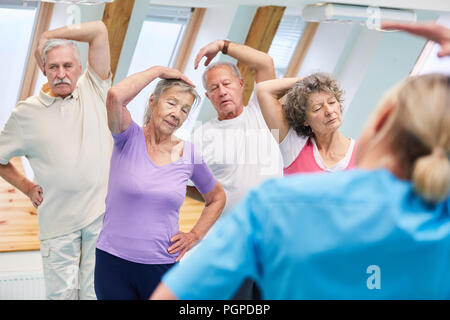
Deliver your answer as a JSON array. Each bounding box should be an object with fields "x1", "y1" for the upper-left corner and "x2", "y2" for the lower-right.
[{"x1": 0, "y1": 21, "x2": 112, "y2": 300}]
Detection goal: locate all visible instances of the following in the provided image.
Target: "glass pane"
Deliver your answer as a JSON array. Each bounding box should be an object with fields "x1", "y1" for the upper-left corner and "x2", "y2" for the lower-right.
[
  {"x1": 0, "y1": 6, "x2": 37, "y2": 127},
  {"x1": 126, "y1": 20, "x2": 186, "y2": 127},
  {"x1": 268, "y1": 14, "x2": 307, "y2": 78}
]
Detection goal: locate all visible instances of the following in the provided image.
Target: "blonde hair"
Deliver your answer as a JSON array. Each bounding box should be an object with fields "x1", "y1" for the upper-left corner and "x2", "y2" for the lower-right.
[{"x1": 382, "y1": 74, "x2": 450, "y2": 203}]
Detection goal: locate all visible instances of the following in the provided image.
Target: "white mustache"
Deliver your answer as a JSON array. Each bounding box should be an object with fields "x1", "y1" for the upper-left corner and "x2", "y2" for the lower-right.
[{"x1": 53, "y1": 78, "x2": 71, "y2": 85}]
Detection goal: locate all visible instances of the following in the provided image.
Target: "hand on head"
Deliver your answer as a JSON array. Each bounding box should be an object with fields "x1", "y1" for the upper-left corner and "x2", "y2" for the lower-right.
[
  {"x1": 381, "y1": 21, "x2": 450, "y2": 57},
  {"x1": 157, "y1": 66, "x2": 196, "y2": 87}
]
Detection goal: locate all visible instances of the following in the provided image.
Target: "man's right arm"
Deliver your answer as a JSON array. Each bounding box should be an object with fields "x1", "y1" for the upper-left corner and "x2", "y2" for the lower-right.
[
  {"x1": 36, "y1": 20, "x2": 110, "y2": 79},
  {"x1": 195, "y1": 40, "x2": 275, "y2": 83},
  {"x1": 0, "y1": 163, "x2": 43, "y2": 208}
]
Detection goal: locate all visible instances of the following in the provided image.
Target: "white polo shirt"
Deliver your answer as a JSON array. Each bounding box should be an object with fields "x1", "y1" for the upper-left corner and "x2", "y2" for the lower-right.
[{"x1": 0, "y1": 65, "x2": 113, "y2": 240}]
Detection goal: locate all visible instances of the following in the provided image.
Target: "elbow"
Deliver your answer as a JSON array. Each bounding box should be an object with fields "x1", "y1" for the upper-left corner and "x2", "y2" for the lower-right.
[
  {"x1": 107, "y1": 87, "x2": 122, "y2": 106},
  {"x1": 106, "y1": 87, "x2": 125, "y2": 114},
  {"x1": 265, "y1": 54, "x2": 275, "y2": 70},
  {"x1": 261, "y1": 54, "x2": 275, "y2": 74},
  {"x1": 96, "y1": 20, "x2": 108, "y2": 35}
]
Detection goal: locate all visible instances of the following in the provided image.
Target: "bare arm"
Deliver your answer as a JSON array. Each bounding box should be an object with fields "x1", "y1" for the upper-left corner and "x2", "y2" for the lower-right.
[
  {"x1": 168, "y1": 182, "x2": 226, "y2": 262},
  {"x1": 195, "y1": 40, "x2": 275, "y2": 83},
  {"x1": 256, "y1": 77, "x2": 303, "y2": 142},
  {"x1": 381, "y1": 21, "x2": 450, "y2": 57},
  {"x1": 36, "y1": 20, "x2": 111, "y2": 79},
  {"x1": 0, "y1": 163, "x2": 43, "y2": 208},
  {"x1": 150, "y1": 282, "x2": 178, "y2": 300},
  {"x1": 107, "y1": 66, "x2": 195, "y2": 134}
]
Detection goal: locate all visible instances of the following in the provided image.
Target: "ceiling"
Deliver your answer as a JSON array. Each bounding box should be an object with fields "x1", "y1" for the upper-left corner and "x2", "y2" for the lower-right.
[{"x1": 148, "y1": 0, "x2": 450, "y2": 13}]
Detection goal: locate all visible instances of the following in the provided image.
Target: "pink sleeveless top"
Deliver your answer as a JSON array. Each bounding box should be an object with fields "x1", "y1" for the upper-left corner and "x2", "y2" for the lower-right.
[{"x1": 284, "y1": 138, "x2": 357, "y2": 175}]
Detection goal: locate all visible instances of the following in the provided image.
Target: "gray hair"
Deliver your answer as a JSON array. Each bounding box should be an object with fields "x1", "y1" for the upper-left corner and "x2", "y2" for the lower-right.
[
  {"x1": 143, "y1": 78, "x2": 201, "y2": 126},
  {"x1": 202, "y1": 61, "x2": 241, "y2": 89},
  {"x1": 283, "y1": 72, "x2": 344, "y2": 138},
  {"x1": 42, "y1": 38, "x2": 81, "y2": 66}
]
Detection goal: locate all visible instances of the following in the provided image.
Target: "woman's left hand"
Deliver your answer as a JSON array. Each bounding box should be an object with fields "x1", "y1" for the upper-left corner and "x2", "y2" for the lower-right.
[
  {"x1": 155, "y1": 66, "x2": 196, "y2": 87},
  {"x1": 168, "y1": 231, "x2": 200, "y2": 262}
]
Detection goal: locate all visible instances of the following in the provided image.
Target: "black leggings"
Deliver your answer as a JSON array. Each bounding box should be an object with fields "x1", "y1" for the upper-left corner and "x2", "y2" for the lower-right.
[{"x1": 94, "y1": 248, "x2": 175, "y2": 300}]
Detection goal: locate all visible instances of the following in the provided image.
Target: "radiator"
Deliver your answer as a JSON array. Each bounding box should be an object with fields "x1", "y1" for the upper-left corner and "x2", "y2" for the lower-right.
[{"x1": 0, "y1": 271, "x2": 45, "y2": 300}]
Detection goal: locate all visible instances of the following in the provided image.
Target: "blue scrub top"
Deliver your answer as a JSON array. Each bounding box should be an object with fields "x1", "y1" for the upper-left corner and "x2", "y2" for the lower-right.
[{"x1": 163, "y1": 169, "x2": 450, "y2": 299}]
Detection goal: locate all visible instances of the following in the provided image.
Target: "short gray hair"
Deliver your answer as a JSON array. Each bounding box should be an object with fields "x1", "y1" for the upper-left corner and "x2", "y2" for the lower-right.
[
  {"x1": 42, "y1": 38, "x2": 81, "y2": 66},
  {"x1": 143, "y1": 79, "x2": 201, "y2": 126},
  {"x1": 202, "y1": 61, "x2": 241, "y2": 89}
]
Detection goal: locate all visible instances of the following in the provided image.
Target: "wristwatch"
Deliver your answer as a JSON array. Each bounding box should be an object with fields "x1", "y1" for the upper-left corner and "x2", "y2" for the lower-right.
[{"x1": 222, "y1": 40, "x2": 230, "y2": 54}]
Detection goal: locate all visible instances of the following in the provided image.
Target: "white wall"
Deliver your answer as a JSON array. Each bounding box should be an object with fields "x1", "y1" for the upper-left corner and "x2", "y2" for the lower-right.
[
  {"x1": 297, "y1": 22, "x2": 353, "y2": 77},
  {"x1": 335, "y1": 26, "x2": 384, "y2": 115}
]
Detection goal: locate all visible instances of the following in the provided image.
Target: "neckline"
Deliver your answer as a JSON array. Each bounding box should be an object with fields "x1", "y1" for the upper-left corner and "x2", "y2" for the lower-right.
[
  {"x1": 213, "y1": 106, "x2": 247, "y2": 125},
  {"x1": 311, "y1": 137, "x2": 355, "y2": 172},
  {"x1": 140, "y1": 128, "x2": 187, "y2": 168}
]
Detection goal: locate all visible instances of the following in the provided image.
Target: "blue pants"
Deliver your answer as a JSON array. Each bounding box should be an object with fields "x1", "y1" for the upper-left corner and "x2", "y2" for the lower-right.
[{"x1": 94, "y1": 248, "x2": 175, "y2": 300}]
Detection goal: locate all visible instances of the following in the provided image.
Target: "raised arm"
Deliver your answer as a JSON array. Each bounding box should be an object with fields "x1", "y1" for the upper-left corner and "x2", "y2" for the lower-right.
[
  {"x1": 381, "y1": 22, "x2": 450, "y2": 57},
  {"x1": 0, "y1": 163, "x2": 43, "y2": 208},
  {"x1": 36, "y1": 20, "x2": 110, "y2": 79},
  {"x1": 256, "y1": 77, "x2": 303, "y2": 142},
  {"x1": 106, "y1": 66, "x2": 194, "y2": 134},
  {"x1": 168, "y1": 182, "x2": 226, "y2": 262},
  {"x1": 195, "y1": 40, "x2": 275, "y2": 83}
]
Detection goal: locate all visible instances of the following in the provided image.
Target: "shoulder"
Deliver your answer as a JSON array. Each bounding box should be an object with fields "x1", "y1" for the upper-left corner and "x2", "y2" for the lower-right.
[
  {"x1": 13, "y1": 96, "x2": 44, "y2": 120},
  {"x1": 77, "y1": 64, "x2": 112, "y2": 93},
  {"x1": 112, "y1": 120, "x2": 141, "y2": 144},
  {"x1": 183, "y1": 140, "x2": 205, "y2": 164},
  {"x1": 254, "y1": 169, "x2": 399, "y2": 205}
]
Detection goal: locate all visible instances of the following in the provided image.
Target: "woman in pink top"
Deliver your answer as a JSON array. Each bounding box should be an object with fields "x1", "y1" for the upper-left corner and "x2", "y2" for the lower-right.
[{"x1": 256, "y1": 73, "x2": 356, "y2": 175}]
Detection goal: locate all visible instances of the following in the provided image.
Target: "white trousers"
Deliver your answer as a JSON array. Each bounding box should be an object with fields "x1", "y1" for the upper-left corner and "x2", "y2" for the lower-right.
[{"x1": 40, "y1": 214, "x2": 103, "y2": 300}]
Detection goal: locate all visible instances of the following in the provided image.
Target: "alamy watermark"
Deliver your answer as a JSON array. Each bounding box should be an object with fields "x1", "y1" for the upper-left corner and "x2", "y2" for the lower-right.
[
  {"x1": 366, "y1": 6, "x2": 381, "y2": 30},
  {"x1": 366, "y1": 265, "x2": 381, "y2": 290},
  {"x1": 170, "y1": 122, "x2": 282, "y2": 176}
]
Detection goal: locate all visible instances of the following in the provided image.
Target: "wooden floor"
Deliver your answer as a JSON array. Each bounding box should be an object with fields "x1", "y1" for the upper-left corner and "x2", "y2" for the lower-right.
[{"x1": 0, "y1": 157, "x2": 204, "y2": 252}]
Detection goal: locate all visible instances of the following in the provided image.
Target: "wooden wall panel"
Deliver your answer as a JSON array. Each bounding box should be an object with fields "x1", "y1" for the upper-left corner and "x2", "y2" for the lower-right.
[
  {"x1": 238, "y1": 6, "x2": 285, "y2": 105},
  {"x1": 18, "y1": 3, "x2": 54, "y2": 101},
  {"x1": 102, "y1": 0, "x2": 135, "y2": 81},
  {"x1": 173, "y1": 8, "x2": 206, "y2": 72}
]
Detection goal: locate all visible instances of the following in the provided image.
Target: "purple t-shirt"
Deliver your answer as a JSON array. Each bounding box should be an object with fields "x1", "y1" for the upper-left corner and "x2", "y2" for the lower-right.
[{"x1": 96, "y1": 121, "x2": 217, "y2": 264}]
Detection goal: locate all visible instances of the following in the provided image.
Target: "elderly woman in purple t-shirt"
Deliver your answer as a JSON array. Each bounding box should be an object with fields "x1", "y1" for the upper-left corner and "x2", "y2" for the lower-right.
[{"x1": 94, "y1": 66, "x2": 226, "y2": 300}]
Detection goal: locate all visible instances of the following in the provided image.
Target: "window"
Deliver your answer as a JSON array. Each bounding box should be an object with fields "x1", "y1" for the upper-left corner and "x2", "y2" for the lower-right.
[
  {"x1": 412, "y1": 14, "x2": 450, "y2": 76},
  {"x1": 126, "y1": 5, "x2": 193, "y2": 127},
  {"x1": 268, "y1": 11, "x2": 308, "y2": 78},
  {"x1": 0, "y1": 1, "x2": 38, "y2": 127}
]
